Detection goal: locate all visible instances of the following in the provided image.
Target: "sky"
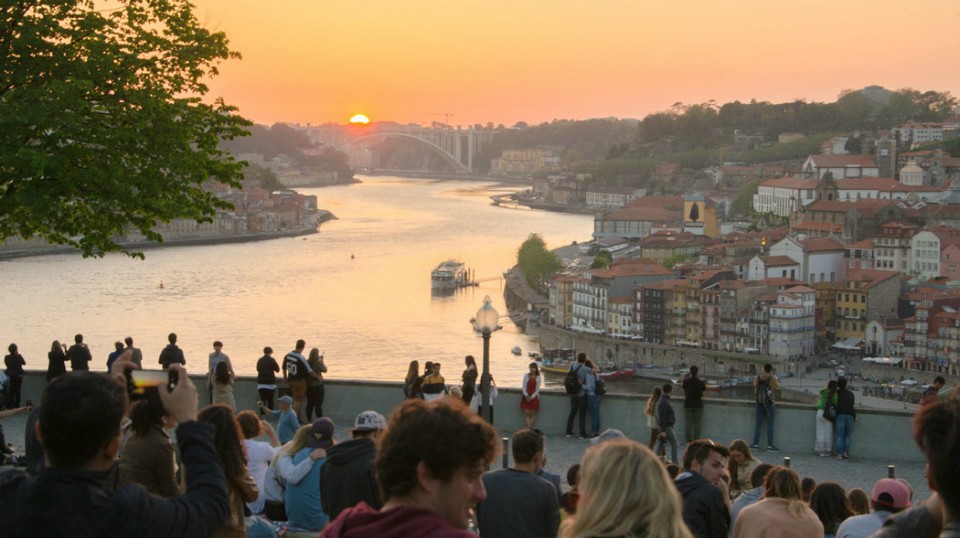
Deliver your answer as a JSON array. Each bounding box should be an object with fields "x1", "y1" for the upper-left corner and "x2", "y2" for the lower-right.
[{"x1": 190, "y1": 0, "x2": 960, "y2": 128}]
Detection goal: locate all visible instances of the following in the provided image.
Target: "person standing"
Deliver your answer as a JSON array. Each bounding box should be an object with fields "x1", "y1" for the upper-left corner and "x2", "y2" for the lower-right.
[
  {"x1": 645, "y1": 386, "x2": 663, "y2": 451},
  {"x1": 682, "y1": 365, "x2": 707, "y2": 444},
  {"x1": 565, "y1": 353, "x2": 587, "y2": 437},
  {"x1": 211, "y1": 362, "x2": 236, "y2": 411},
  {"x1": 256, "y1": 347, "x2": 280, "y2": 410},
  {"x1": 66, "y1": 334, "x2": 91, "y2": 371},
  {"x1": 521, "y1": 362, "x2": 542, "y2": 429},
  {"x1": 421, "y1": 362, "x2": 446, "y2": 402},
  {"x1": 4, "y1": 344, "x2": 26, "y2": 408},
  {"x1": 306, "y1": 348, "x2": 328, "y2": 420},
  {"x1": 658, "y1": 383, "x2": 680, "y2": 464},
  {"x1": 283, "y1": 339, "x2": 317, "y2": 421},
  {"x1": 158, "y1": 333, "x2": 185, "y2": 369},
  {"x1": 751, "y1": 363, "x2": 779, "y2": 451},
  {"x1": 46, "y1": 340, "x2": 68, "y2": 382},
  {"x1": 106, "y1": 341, "x2": 125, "y2": 372},
  {"x1": 835, "y1": 377, "x2": 856, "y2": 460},
  {"x1": 207, "y1": 341, "x2": 233, "y2": 405},
  {"x1": 816, "y1": 380, "x2": 838, "y2": 457},
  {"x1": 460, "y1": 355, "x2": 478, "y2": 405},
  {"x1": 123, "y1": 336, "x2": 143, "y2": 368},
  {"x1": 581, "y1": 360, "x2": 601, "y2": 438},
  {"x1": 402, "y1": 360, "x2": 420, "y2": 399}
]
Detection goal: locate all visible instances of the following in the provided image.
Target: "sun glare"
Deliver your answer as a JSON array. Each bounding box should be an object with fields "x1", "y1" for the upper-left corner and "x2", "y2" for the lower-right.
[{"x1": 349, "y1": 114, "x2": 370, "y2": 124}]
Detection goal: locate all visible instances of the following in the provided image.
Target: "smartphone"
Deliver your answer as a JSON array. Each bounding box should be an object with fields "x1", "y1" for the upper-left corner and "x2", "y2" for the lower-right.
[{"x1": 128, "y1": 369, "x2": 178, "y2": 401}]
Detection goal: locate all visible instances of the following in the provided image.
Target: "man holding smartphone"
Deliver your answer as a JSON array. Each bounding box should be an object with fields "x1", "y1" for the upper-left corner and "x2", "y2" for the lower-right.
[{"x1": 0, "y1": 353, "x2": 230, "y2": 537}]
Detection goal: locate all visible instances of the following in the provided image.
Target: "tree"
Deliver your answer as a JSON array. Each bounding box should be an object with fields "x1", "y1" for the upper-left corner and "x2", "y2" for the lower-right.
[
  {"x1": 590, "y1": 249, "x2": 613, "y2": 269},
  {"x1": 516, "y1": 233, "x2": 562, "y2": 293},
  {"x1": 0, "y1": 0, "x2": 250, "y2": 257}
]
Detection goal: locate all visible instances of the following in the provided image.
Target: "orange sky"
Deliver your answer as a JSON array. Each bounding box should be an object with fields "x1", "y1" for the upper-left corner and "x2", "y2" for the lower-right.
[{"x1": 191, "y1": 0, "x2": 960, "y2": 127}]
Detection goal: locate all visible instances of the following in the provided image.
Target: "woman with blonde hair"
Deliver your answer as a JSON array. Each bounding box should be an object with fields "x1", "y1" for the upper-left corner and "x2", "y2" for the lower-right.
[
  {"x1": 644, "y1": 386, "x2": 662, "y2": 450},
  {"x1": 560, "y1": 439, "x2": 691, "y2": 538},
  {"x1": 261, "y1": 425, "x2": 326, "y2": 522},
  {"x1": 728, "y1": 439, "x2": 762, "y2": 499},
  {"x1": 733, "y1": 466, "x2": 823, "y2": 538},
  {"x1": 403, "y1": 360, "x2": 419, "y2": 399}
]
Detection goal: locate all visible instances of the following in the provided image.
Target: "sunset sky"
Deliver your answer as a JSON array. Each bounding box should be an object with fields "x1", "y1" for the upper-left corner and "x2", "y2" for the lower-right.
[{"x1": 190, "y1": 0, "x2": 960, "y2": 127}]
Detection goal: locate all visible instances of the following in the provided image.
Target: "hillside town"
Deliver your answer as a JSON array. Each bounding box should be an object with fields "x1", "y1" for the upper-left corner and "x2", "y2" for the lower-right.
[{"x1": 539, "y1": 118, "x2": 960, "y2": 380}]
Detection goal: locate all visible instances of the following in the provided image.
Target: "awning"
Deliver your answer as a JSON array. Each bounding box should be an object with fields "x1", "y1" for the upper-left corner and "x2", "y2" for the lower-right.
[
  {"x1": 862, "y1": 357, "x2": 903, "y2": 366},
  {"x1": 832, "y1": 338, "x2": 862, "y2": 350}
]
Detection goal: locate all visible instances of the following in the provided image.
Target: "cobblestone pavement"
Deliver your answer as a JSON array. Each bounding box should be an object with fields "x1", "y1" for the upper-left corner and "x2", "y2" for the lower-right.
[{"x1": 1, "y1": 410, "x2": 930, "y2": 502}]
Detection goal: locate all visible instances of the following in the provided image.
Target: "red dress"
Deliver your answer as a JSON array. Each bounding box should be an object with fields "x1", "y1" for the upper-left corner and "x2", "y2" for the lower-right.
[{"x1": 520, "y1": 374, "x2": 540, "y2": 411}]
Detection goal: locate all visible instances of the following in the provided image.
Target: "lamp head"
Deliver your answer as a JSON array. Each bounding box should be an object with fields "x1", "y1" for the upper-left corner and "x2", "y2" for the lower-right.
[{"x1": 475, "y1": 295, "x2": 500, "y2": 334}]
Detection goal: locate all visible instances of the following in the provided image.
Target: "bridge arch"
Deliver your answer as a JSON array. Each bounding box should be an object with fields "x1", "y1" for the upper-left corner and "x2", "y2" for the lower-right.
[{"x1": 336, "y1": 132, "x2": 468, "y2": 173}]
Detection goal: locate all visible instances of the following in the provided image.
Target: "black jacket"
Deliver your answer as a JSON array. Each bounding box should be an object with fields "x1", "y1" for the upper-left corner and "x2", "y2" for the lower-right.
[
  {"x1": 837, "y1": 387, "x2": 856, "y2": 418},
  {"x1": 321, "y1": 437, "x2": 381, "y2": 520},
  {"x1": 675, "y1": 471, "x2": 730, "y2": 538},
  {"x1": 0, "y1": 421, "x2": 229, "y2": 538}
]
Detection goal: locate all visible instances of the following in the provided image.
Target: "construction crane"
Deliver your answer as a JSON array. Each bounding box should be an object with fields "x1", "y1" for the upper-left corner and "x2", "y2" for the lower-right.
[{"x1": 427, "y1": 112, "x2": 453, "y2": 126}]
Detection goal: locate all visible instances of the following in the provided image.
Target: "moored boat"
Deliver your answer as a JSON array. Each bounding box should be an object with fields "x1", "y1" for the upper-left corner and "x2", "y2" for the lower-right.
[{"x1": 431, "y1": 259, "x2": 469, "y2": 290}]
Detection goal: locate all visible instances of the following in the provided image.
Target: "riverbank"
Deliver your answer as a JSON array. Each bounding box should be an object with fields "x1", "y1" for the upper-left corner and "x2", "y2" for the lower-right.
[{"x1": 0, "y1": 224, "x2": 325, "y2": 261}]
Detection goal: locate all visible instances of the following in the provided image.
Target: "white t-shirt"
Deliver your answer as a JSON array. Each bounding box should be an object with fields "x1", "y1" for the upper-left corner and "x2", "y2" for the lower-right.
[{"x1": 244, "y1": 439, "x2": 279, "y2": 514}]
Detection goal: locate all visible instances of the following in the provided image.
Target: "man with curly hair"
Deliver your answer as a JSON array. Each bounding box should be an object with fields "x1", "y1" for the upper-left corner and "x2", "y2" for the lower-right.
[{"x1": 321, "y1": 398, "x2": 498, "y2": 538}]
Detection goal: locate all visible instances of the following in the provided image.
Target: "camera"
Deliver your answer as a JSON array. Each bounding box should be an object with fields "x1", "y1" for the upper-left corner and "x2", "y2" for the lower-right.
[{"x1": 127, "y1": 369, "x2": 178, "y2": 401}]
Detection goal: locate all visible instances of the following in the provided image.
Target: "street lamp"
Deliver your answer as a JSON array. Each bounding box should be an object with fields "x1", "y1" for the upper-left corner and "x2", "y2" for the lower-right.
[{"x1": 475, "y1": 295, "x2": 500, "y2": 423}]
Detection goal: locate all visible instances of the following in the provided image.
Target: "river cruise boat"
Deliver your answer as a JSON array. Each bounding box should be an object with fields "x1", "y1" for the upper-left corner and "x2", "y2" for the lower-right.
[{"x1": 431, "y1": 259, "x2": 469, "y2": 290}]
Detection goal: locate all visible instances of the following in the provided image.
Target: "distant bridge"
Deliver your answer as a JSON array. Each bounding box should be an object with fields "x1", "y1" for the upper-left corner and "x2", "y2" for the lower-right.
[{"x1": 299, "y1": 124, "x2": 497, "y2": 173}]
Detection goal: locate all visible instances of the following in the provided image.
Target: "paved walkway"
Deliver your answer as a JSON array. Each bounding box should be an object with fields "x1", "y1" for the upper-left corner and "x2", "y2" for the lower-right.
[{"x1": 1, "y1": 408, "x2": 930, "y2": 502}]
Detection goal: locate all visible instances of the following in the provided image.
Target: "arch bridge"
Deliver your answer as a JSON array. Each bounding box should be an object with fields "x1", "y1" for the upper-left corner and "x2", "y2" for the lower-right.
[{"x1": 313, "y1": 125, "x2": 497, "y2": 173}]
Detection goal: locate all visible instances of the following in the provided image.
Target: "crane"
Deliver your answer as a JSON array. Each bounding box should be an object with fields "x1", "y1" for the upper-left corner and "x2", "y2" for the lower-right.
[{"x1": 427, "y1": 112, "x2": 453, "y2": 126}]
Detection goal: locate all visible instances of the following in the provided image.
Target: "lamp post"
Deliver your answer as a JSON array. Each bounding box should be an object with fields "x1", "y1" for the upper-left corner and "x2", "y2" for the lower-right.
[{"x1": 475, "y1": 295, "x2": 500, "y2": 423}]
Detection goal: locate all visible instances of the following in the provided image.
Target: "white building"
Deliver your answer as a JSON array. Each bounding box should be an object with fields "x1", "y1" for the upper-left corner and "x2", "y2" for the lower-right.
[
  {"x1": 753, "y1": 177, "x2": 817, "y2": 217},
  {"x1": 769, "y1": 235, "x2": 846, "y2": 284},
  {"x1": 768, "y1": 286, "x2": 816, "y2": 359},
  {"x1": 911, "y1": 230, "x2": 943, "y2": 280},
  {"x1": 585, "y1": 187, "x2": 646, "y2": 210},
  {"x1": 801, "y1": 155, "x2": 880, "y2": 179},
  {"x1": 894, "y1": 123, "x2": 944, "y2": 147}
]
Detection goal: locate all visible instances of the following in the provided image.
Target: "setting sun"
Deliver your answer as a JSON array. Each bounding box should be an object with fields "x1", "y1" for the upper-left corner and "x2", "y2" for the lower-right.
[{"x1": 349, "y1": 114, "x2": 370, "y2": 124}]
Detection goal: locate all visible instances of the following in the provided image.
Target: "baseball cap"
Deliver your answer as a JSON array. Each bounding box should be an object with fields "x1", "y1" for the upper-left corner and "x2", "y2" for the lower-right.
[
  {"x1": 308, "y1": 418, "x2": 335, "y2": 449},
  {"x1": 871, "y1": 478, "x2": 911, "y2": 510},
  {"x1": 277, "y1": 396, "x2": 293, "y2": 405},
  {"x1": 352, "y1": 410, "x2": 386, "y2": 432}
]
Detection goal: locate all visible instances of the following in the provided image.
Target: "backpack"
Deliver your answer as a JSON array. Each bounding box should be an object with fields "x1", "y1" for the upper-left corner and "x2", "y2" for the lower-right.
[
  {"x1": 564, "y1": 365, "x2": 583, "y2": 395},
  {"x1": 823, "y1": 393, "x2": 839, "y2": 422},
  {"x1": 595, "y1": 377, "x2": 606, "y2": 396},
  {"x1": 755, "y1": 376, "x2": 773, "y2": 407}
]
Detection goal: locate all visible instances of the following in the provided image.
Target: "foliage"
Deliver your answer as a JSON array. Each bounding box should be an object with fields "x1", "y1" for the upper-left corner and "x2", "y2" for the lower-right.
[
  {"x1": 222, "y1": 123, "x2": 355, "y2": 181},
  {"x1": 517, "y1": 233, "x2": 563, "y2": 293},
  {"x1": 732, "y1": 180, "x2": 760, "y2": 217},
  {"x1": 590, "y1": 249, "x2": 613, "y2": 269},
  {"x1": 0, "y1": 0, "x2": 251, "y2": 257},
  {"x1": 661, "y1": 254, "x2": 692, "y2": 269},
  {"x1": 476, "y1": 118, "x2": 638, "y2": 172}
]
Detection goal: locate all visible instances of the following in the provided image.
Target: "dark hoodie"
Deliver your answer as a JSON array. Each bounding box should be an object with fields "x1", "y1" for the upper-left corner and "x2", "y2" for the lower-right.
[
  {"x1": 320, "y1": 437, "x2": 381, "y2": 520},
  {"x1": 674, "y1": 471, "x2": 730, "y2": 538},
  {"x1": 320, "y1": 502, "x2": 474, "y2": 538}
]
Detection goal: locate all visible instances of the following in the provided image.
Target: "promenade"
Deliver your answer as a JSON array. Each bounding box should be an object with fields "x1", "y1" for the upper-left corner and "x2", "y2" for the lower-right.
[{"x1": 2, "y1": 372, "x2": 932, "y2": 503}]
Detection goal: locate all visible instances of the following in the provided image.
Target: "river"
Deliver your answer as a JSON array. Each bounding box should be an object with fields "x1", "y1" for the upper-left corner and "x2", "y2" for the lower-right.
[{"x1": 0, "y1": 176, "x2": 593, "y2": 386}]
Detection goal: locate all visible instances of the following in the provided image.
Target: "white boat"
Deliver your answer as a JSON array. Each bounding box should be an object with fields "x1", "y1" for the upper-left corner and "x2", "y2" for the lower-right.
[
  {"x1": 511, "y1": 346, "x2": 522, "y2": 355},
  {"x1": 431, "y1": 260, "x2": 468, "y2": 290}
]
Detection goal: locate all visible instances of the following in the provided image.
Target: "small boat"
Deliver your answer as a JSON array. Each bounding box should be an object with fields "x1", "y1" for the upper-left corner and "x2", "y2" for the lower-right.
[
  {"x1": 431, "y1": 259, "x2": 469, "y2": 290},
  {"x1": 511, "y1": 346, "x2": 522, "y2": 355},
  {"x1": 599, "y1": 368, "x2": 636, "y2": 381}
]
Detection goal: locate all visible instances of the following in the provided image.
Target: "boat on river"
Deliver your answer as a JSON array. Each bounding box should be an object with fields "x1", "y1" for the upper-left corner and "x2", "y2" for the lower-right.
[{"x1": 431, "y1": 259, "x2": 470, "y2": 290}]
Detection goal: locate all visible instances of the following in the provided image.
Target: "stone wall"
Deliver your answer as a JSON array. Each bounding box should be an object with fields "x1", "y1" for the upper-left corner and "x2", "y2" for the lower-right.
[{"x1": 19, "y1": 370, "x2": 923, "y2": 463}]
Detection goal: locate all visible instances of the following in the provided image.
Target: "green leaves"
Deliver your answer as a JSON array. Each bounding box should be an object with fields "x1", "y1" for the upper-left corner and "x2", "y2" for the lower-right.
[
  {"x1": 0, "y1": 0, "x2": 250, "y2": 257},
  {"x1": 517, "y1": 233, "x2": 563, "y2": 294}
]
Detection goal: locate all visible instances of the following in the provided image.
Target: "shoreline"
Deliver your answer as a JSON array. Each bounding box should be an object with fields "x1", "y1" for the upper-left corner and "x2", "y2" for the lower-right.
[{"x1": 0, "y1": 225, "x2": 322, "y2": 261}]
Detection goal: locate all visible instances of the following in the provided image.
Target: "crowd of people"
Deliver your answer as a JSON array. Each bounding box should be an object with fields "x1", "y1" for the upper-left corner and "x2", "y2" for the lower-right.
[{"x1": 1, "y1": 340, "x2": 959, "y2": 537}]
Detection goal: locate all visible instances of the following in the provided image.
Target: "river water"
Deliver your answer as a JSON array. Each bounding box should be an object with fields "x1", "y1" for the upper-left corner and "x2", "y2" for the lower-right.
[{"x1": 0, "y1": 176, "x2": 593, "y2": 386}]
